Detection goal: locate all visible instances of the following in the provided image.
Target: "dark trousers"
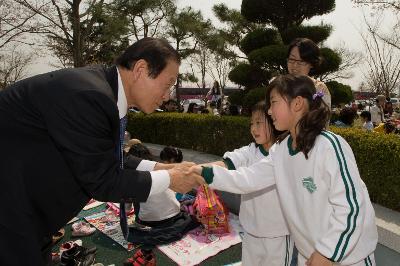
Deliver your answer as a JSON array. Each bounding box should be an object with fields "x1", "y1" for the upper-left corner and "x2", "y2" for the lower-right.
[
  {"x1": 128, "y1": 212, "x2": 199, "y2": 249},
  {"x1": 0, "y1": 224, "x2": 52, "y2": 266}
]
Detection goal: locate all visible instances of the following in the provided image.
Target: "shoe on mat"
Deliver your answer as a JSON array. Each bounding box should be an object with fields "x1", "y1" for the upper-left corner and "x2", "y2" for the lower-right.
[
  {"x1": 52, "y1": 228, "x2": 65, "y2": 245},
  {"x1": 60, "y1": 245, "x2": 97, "y2": 266},
  {"x1": 71, "y1": 221, "x2": 96, "y2": 237},
  {"x1": 59, "y1": 239, "x2": 83, "y2": 254},
  {"x1": 124, "y1": 249, "x2": 156, "y2": 266}
]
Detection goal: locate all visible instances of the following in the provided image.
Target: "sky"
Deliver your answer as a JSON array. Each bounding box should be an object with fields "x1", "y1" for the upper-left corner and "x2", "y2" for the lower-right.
[{"x1": 27, "y1": 0, "x2": 393, "y2": 91}]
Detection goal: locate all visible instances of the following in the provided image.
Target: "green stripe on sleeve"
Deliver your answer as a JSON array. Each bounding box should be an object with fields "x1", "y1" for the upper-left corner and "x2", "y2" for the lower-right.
[
  {"x1": 326, "y1": 131, "x2": 360, "y2": 262},
  {"x1": 321, "y1": 132, "x2": 356, "y2": 262},
  {"x1": 201, "y1": 166, "x2": 214, "y2": 184},
  {"x1": 223, "y1": 157, "x2": 236, "y2": 170}
]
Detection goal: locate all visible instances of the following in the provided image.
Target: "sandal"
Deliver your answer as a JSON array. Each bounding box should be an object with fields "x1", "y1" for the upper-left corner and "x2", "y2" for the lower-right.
[
  {"x1": 60, "y1": 239, "x2": 82, "y2": 254},
  {"x1": 124, "y1": 249, "x2": 156, "y2": 266},
  {"x1": 52, "y1": 228, "x2": 65, "y2": 245},
  {"x1": 71, "y1": 221, "x2": 96, "y2": 237}
]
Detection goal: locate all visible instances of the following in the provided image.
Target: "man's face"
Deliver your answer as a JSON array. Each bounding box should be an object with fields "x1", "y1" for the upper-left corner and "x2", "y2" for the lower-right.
[{"x1": 130, "y1": 60, "x2": 179, "y2": 114}]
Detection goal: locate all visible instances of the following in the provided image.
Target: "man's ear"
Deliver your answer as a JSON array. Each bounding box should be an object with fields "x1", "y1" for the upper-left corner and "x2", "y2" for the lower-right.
[
  {"x1": 131, "y1": 59, "x2": 148, "y2": 81},
  {"x1": 292, "y1": 96, "x2": 306, "y2": 112}
]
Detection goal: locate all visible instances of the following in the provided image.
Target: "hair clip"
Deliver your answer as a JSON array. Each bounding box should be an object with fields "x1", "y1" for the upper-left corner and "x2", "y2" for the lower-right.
[{"x1": 312, "y1": 91, "x2": 324, "y2": 100}]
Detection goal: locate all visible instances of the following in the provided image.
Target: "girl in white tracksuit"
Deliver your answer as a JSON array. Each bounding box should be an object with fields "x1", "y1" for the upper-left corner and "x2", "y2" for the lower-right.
[
  {"x1": 207, "y1": 101, "x2": 292, "y2": 266},
  {"x1": 196, "y1": 74, "x2": 378, "y2": 266}
]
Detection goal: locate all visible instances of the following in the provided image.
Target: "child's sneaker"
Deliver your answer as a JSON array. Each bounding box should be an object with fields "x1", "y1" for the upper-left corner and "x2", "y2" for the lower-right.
[
  {"x1": 124, "y1": 249, "x2": 156, "y2": 266},
  {"x1": 71, "y1": 221, "x2": 96, "y2": 237},
  {"x1": 60, "y1": 245, "x2": 97, "y2": 266}
]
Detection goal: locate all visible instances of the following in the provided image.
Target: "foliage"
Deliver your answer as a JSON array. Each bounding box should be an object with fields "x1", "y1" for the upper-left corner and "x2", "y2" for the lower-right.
[
  {"x1": 223, "y1": 0, "x2": 344, "y2": 104},
  {"x1": 13, "y1": 0, "x2": 130, "y2": 67},
  {"x1": 241, "y1": 0, "x2": 335, "y2": 31},
  {"x1": 113, "y1": 0, "x2": 175, "y2": 40},
  {"x1": 315, "y1": 47, "x2": 341, "y2": 76},
  {"x1": 330, "y1": 127, "x2": 400, "y2": 211},
  {"x1": 127, "y1": 113, "x2": 400, "y2": 211},
  {"x1": 280, "y1": 24, "x2": 332, "y2": 45},
  {"x1": 242, "y1": 87, "x2": 267, "y2": 109},
  {"x1": 326, "y1": 80, "x2": 354, "y2": 105},
  {"x1": 248, "y1": 44, "x2": 288, "y2": 72},
  {"x1": 212, "y1": 3, "x2": 261, "y2": 55},
  {"x1": 228, "y1": 62, "x2": 270, "y2": 88},
  {"x1": 127, "y1": 112, "x2": 252, "y2": 156},
  {"x1": 239, "y1": 28, "x2": 279, "y2": 55},
  {"x1": 227, "y1": 89, "x2": 246, "y2": 106}
]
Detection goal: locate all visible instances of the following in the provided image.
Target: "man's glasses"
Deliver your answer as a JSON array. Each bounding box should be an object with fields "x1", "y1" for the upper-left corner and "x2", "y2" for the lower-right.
[{"x1": 287, "y1": 58, "x2": 308, "y2": 66}]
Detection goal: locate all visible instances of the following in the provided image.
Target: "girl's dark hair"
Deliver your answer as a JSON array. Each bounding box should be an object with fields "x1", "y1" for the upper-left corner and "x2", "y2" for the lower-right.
[
  {"x1": 360, "y1": 110, "x2": 371, "y2": 122},
  {"x1": 265, "y1": 74, "x2": 330, "y2": 159},
  {"x1": 251, "y1": 101, "x2": 281, "y2": 143},
  {"x1": 128, "y1": 143, "x2": 154, "y2": 160},
  {"x1": 187, "y1": 102, "x2": 198, "y2": 113},
  {"x1": 287, "y1": 38, "x2": 321, "y2": 75},
  {"x1": 115, "y1": 37, "x2": 180, "y2": 78},
  {"x1": 338, "y1": 107, "x2": 358, "y2": 126},
  {"x1": 160, "y1": 146, "x2": 183, "y2": 163}
]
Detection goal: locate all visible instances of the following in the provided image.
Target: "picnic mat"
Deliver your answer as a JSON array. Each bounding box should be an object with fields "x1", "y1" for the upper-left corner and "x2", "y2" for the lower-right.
[
  {"x1": 84, "y1": 205, "x2": 243, "y2": 265},
  {"x1": 83, "y1": 199, "x2": 105, "y2": 210},
  {"x1": 84, "y1": 207, "x2": 136, "y2": 251},
  {"x1": 158, "y1": 214, "x2": 243, "y2": 266}
]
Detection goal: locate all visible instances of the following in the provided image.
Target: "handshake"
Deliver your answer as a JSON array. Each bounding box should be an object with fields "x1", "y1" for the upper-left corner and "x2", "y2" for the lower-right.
[{"x1": 161, "y1": 162, "x2": 205, "y2": 194}]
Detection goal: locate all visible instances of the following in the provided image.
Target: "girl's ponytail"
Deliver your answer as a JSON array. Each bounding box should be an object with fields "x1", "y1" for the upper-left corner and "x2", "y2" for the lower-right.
[{"x1": 296, "y1": 94, "x2": 330, "y2": 158}]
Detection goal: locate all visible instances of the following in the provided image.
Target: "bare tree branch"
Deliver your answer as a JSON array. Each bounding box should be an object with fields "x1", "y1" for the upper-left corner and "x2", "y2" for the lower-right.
[{"x1": 0, "y1": 45, "x2": 35, "y2": 89}]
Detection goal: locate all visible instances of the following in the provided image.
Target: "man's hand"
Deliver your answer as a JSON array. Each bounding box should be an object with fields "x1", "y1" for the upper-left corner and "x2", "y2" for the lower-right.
[
  {"x1": 189, "y1": 165, "x2": 203, "y2": 175},
  {"x1": 306, "y1": 251, "x2": 333, "y2": 266},
  {"x1": 168, "y1": 164, "x2": 205, "y2": 193}
]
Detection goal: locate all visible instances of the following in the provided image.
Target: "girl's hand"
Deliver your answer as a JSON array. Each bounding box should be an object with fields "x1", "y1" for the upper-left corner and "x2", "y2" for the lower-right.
[{"x1": 306, "y1": 251, "x2": 333, "y2": 266}]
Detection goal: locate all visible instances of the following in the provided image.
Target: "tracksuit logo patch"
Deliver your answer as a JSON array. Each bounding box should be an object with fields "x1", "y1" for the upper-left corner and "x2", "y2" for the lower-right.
[{"x1": 302, "y1": 177, "x2": 317, "y2": 193}]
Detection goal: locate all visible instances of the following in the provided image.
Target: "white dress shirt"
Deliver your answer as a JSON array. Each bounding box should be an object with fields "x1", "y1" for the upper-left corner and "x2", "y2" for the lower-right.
[{"x1": 116, "y1": 68, "x2": 170, "y2": 196}]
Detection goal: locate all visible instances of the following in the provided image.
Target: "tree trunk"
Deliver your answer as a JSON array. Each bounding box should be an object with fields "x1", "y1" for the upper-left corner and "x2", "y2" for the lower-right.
[
  {"x1": 72, "y1": 0, "x2": 83, "y2": 67},
  {"x1": 175, "y1": 40, "x2": 181, "y2": 103}
]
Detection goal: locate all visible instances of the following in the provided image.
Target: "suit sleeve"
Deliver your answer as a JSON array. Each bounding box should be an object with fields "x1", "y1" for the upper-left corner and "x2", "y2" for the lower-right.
[
  {"x1": 315, "y1": 137, "x2": 366, "y2": 263},
  {"x1": 43, "y1": 89, "x2": 152, "y2": 203},
  {"x1": 208, "y1": 156, "x2": 276, "y2": 194}
]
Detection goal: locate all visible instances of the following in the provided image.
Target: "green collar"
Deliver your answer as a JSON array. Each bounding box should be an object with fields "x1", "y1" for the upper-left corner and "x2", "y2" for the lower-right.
[
  {"x1": 287, "y1": 136, "x2": 300, "y2": 156},
  {"x1": 258, "y1": 144, "x2": 269, "y2": 156}
]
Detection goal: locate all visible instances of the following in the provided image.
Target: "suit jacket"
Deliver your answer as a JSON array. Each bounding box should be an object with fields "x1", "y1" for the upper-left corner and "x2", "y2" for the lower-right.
[{"x1": 0, "y1": 65, "x2": 152, "y2": 241}]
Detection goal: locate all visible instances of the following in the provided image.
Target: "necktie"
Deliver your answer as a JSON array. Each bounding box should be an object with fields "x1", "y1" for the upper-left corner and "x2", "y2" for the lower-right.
[{"x1": 118, "y1": 116, "x2": 129, "y2": 239}]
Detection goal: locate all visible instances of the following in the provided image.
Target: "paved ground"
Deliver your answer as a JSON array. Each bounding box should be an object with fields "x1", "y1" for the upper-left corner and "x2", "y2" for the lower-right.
[{"x1": 146, "y1": 143, "x2": 400, "y2": 266}]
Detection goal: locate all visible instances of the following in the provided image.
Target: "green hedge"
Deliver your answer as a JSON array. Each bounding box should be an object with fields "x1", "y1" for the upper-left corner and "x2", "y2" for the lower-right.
[
  {"x1": 127, "y1": 113, "x2": 253, "y2": 156},
  {"x1": 128, "y1": 113, "x2": 400, "y2": 211},
  {"x1": 330, "y1": 127, "x2": 400, "y2": 211}
]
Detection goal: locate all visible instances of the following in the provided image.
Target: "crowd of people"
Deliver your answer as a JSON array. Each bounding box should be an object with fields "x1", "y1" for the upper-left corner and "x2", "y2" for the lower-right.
[{"x1": 332, "y1": 96, "x2": 400, "y2": 134}]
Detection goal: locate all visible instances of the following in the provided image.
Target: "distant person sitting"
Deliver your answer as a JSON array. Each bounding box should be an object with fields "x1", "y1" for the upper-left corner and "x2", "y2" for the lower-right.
[
  {"x1": 360, "y1": 111, "x2": 374, "y2": 131},
  {"x1": 163, "y1": 99, "x2": 179, "y2": 112},
  {"x1": 125, "y1": 144, "x2": 199, "y2": 266},
  {"x1": 187, "y1": 102, "x2": 198, "y2": 113},
  {"x1": 333, "y1": 107, "x2": 357, "y2": 128},
  {"x1": 384, "y1": 97, "x2": 393, "y2": 117},
  {"x1": 160, "y1": 146, "x2": 183, "y2": 164}
]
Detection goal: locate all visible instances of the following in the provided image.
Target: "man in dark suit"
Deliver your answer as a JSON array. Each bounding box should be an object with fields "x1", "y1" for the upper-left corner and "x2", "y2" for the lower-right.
[{"x1": 0, "y1": 37, "x2": 204, "y2": 265}]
